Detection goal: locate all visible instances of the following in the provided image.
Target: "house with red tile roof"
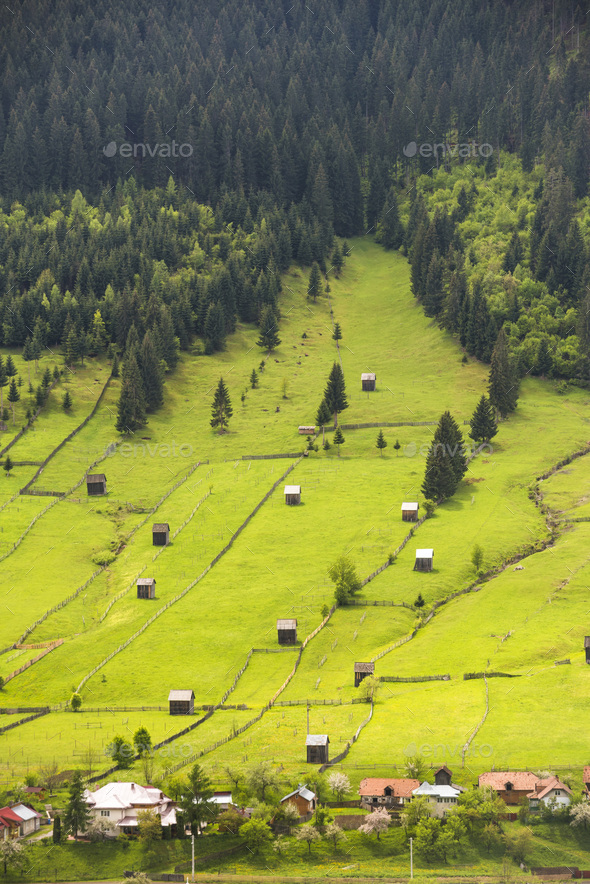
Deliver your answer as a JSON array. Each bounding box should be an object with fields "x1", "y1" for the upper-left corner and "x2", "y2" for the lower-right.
[
  {"x1": 359, "y1": 778, "x2": 420, "y2": 809},
  {"x1": 478, "y1": 771, "x2": 540, "y2": 806},
  {"x1": 0, "y1": 807, "x2": 22, "y2": 841},
  {"x1": 527, "y1": 777, "x2": 572, "y2": 810}
]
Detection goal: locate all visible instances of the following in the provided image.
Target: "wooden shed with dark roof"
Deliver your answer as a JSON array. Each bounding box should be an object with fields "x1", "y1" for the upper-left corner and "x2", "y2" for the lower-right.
[
  {"x1": 354, "y1": 662, "x2": 375, "y2": 687},
  {"x1": 585, "y1": 636, "x2": 590, "y2": 663},
  {"x1": 168, "y1": 689, "x2": 194, "y2": 716},
  {"x1": 86, "y1": 473, "x2": 106, "y2": 495},
  {"x1": 361, "y1": 372, "x2": 376, "y2": 392},
  {"x1": 277, "y1": 618, "x2": 297, "y2": 644},
  {"x1": 137, "y1": 578, "x2": 156, "y2": 600},
  {"x1": 152, "y1": 523, "x2": 170, "y2": 546},
  {"x1": 306, "y1": 734, "x2": 329, "y2": 764}
]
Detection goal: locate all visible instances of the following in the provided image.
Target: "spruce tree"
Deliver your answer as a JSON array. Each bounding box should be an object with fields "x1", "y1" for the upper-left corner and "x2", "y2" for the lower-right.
[
  {"x1": 469, "y1": 395, "x2": 498, "y2": 445},
  {"x1": 5, "y1": 356, "x2": 16, "y2": 378},
  {"x1": 332, "y1": 322, "x2": 342, "y2": 342},
  {"x1": 63, "y1": 770, "x2": 90, "y2": 841},
  {"x1": 115, "y1": 352, "x2": 147, "y2": 434},
  {"x1": 250, "y1": 369, "x2": 258, "y2": 389},
  {"x1": 433, "y1": 411, "x2": 467, "y2": 485},
  {"x1": 111, "y1": 353, "x2": 120, "y2": 378},
  {"x1": 210, "y1": 377, "x2": 233, "y2": 434},
  {"x1": 488, "y1": 327, "x2": 519, "y2": 418},
  {"x1": 23, "y1": 338, "x2": 33, "y2": 384},
  {"x1": 332, "y1": 243, "x2": 343, "y2": 275},
  {"x1": 62, "y1": 390, "x2": 72, "y2": 411},
  {"x1": 256, "y1": 306, "x2": 281, "y2": 352},
  {"x1": 139, "y1": 332, "x2": 164, "y2": 410},
  {"x1": 422, "y1": 443, "x2": 457, "y2": 501},
  {"x1": 380, "y1": 188, "x2": 404, "y2": 249},
  {"x1": 316, "y1": 398, "x2": 331, "y2": 444},
  {"x1": 7, "y1": 378, "x2": 20, "y2": 424},
  {"x1": 204, "y1": 301, "x2": 226, "y2": 353},
  {"x1": 333, "y1": 426, "x2": 345, "y2": 457},
  {"x1": 307, "y1": 263, "x2": 323, "y2": 302},
  {"x1": 52, "y1": 814, "x2": 61, "y2": 844},
  {"x1": 376, "y1": 430, "x2": 387, "y2": 457},
  {"x1": 0, "y1": 356, "x2": 6, "y2": 412},
  {"x1": 323, "y1": 363, "x2": 348, "y2": 426},
  {"x1": 3, "y1": 455, "x2": 13, "y2": 477},
  {"x1": 535, "y1": 338, "x2": 553, "y2": 377}
]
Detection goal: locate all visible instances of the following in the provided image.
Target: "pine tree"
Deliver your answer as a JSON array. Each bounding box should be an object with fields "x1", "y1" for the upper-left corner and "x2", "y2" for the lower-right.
[
  {"x1": 488, "y1": 327, "x2": 519, "y2": 418},
  {"x1": 42, "y1": 367, "x2": 51, "y2": 389},
  {"x1": 379, "y1": 188, "x2": 404, "y2": 249},
  {"x1": 204, "y1": 301, "x2": 226, "y2": 353},
  {"x1": 0, "y1": 356, "x2": 7, "y2": 413},
  {"x1": 332, "y1": 322, "x2": 342, "y2": 342},
  {"x1": 469, "y1": 395, "x2": 498, "y2": 445},
  {"x1": 250, "y1": 369, "x2": 258, "y2": 389},
  {"x1": 316, "y1": 398, "x2": 331, "y2": 445},
  {"x1": 5, "y1": 356, "x2": 16, "y2": 377},
  {"x1": 323, "y1": 363, "x2": 348, "y2": 426},
  {"x1": 63, "y1": 770, "x2": 90, "y2": 840},
  {"x1": 256, "y1": 306, "x2": 281, "y2": 352},
  {"x1": 394, "y1": 439, "x2": 401, "y2": 456},
  {"x1": 422, "y1": 443, "x2": 457, "y2": 501},
  {"x1": 210, "y1": 377, "x2": 233, "y2": 434},
  {"x1": 22, "y1": 337, "x2": 33, "y2": 384},
  {"x1": 3, "y1": 455, "x2": 13, "y2": 477},
  {"x1": 139, "y1": 332, "x2": 164, "y2": 410},
  {"x1": 376, "y1": 430, "x2": 387, "y2": 457},
  {"x1": 332, "y1": 243, "x2": 344, "y2": 276},
  {"x1": 62, "y1": 390, "x2": 72, "y2": 411},
  {"x1": 307, "y1": 263, "x2": 323, "y2": 302},
  {"x1": 64, "y1": 328, "x2": 80, "y2": 367},
  {"x1": 52, "y1": 814, "x2": 61, "y2": 844},
  {"x1": 535, "y1": 338, "x2": 553, "y2": 377},
  {"x1": 115, "y1": 352, "x2": 147, "y2": 434},
  {"x1": 111, "y1": 353, "x2": 120, "y2": 378},
  {"x1": 333, "y1": 426, "x2": 345, "y2": 457},
  {"x1": 7, "y1": 378, "x2": 20, "y2": 424},
  {"x1": 433, "y1": 411, "x2": 467, "y2": 485}
]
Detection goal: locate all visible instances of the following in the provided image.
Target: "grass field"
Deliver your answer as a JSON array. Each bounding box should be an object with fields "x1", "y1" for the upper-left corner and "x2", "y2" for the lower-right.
[{"x1": 2, "y1": 236, "x2": 590, "y2": 807}]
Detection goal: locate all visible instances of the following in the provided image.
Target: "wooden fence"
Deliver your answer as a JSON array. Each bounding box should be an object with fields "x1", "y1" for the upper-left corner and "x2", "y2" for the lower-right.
[
  {"x1": 463, "y1": 671, "x2": 520, "y2": 680},
  {"x1": 19, "y1": 373, "x2": 113, "y2": 494},
  {"x1": 3, "y1": 640, "x2": 64, "y2": 683},
  {"x1": 0, "y1": 496, "x2": 62, "y2": 564},
  {"x1": 0, "y1": 708, "x2": 50, "y2": 735},
  {"x1": 0, "y1": 376, "x2": 60, "y2": 459},
  {"x1": 340, "y1": 420, "x2": 439, "y2": 430},
  {"x1": 348, "y1": 599, "x2": 414, "y2": 609},
  {"x1": 319, "y1": 701, "x2": 374, "y2": 772},
  {"x1": 273, "y1": 697, "x2": 370, "y2": 707},
  {"x1": 242, "y1": 452, "x2": 301, "y2": 460},
  {"x1": 461, "y1": 675, "x2": 489, "y2": 767},
  {"x1": 379, "y1": 674, "x2": 450, "y2": 683}
]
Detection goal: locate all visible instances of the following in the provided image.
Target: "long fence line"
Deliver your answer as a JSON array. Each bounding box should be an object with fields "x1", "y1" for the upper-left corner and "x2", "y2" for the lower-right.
[
  {"x1": 3, "y1": 640, "x2": 64, "y2": 683},
  {"x1": 319, "y1": 700, "x2": 374, "y2": 772},
  {"x1": 269, "y1": 603, "x2": 338, "y2": 706},
  {"x1": 0, "y1": 708, "x2": 50, "y2": 736},
  {"x1": 348, "y1": 599, "x2": 414, "y2": 609},
  {"x1": 126, "y1": 461, "x2": 205, "y2": 544},
  {"x1": 19, "y1": 374, "x2": 113, "y2": 494},
  {"x1": 461, "y1": 675, "x2": 489, "y2": 768},
  {"x1": 242, "y1": 452, "x2": 301, "y2": 461},
  {"x1": 463, "y1": 671, "x2": 520, "y2": 680},
  {"x1": 273, "y1": 697, "x2": 371, "y2": 707},
  {"x1": 0, "y1": 376, "x2": 60, "y2": 460},
  {"x1": 76, "y1": 458, "x2": 304, "y2": 695},
  {"x1": 0, "y1": 496, "x2": 62, "y2": 565},
  {"x1": 379, "y1": 673, "x2": 450, "y2": 683},
  {"x1": 98, "y1": 567, "x2": 147, "y2": 624}
]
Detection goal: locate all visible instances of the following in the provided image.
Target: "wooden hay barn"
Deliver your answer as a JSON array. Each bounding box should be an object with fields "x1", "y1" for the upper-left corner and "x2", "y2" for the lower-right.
[
  {"x1": 401, "y1": 502, "x2": 419, "y2": 522},
  {"x1": 354, "y1": 662, "x2": 375, "y2": 687},
  {"x1": 585, "y1": 637, "x2": 590, "y2": 664},
  {"x1": 298, "y1": 426, "x2": 316, "y2": 435},
  {"x1": 277, "y1": 618, "x2": 297, "y2": 644},
  {"x1": 152, "y1": 523, "x2": 170, "y2": 546},
  {"x1": 137, "y1": 578, "x2": 156, "y2": 599},
  {"x1": 168, "y1": 689, "x2": 194, "y2": 716},
  {"x1": 361, "y1": 372, "x2": 376, "y2": 392},
  {"x1": 414, "y1": 548, "x2": 434, "y2": 572},
  {"x1": 306, "y1": 734, "x2": 329, "y2": 764},
  {"x1": 86, "y1": 473, "x2": 106, "y2": 495},
  {"x1": 284, "y1": 484, "x2": 301, "y2": 505}
]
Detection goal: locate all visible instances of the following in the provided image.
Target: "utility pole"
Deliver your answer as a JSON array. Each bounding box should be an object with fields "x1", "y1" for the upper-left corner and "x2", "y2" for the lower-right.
[
  {"x1": 307, "y1": 702, "x2": 310, "y2": 735},
  {"x1": 192, "y1": 832, "x2": 195, "y2": 882},
  {"x1": 410, "y1": 836, "x2": 413, "y2": 879}
]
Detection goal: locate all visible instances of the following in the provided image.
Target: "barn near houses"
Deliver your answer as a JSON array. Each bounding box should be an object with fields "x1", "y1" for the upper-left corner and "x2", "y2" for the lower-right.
[
  {"x1": 361, "y1": 373, "x2": 376, "y2": 391},
  {"x1": 137, "y1": 578, "x2": 156, "y2": 599},
  {"x1": 152, "y1": 523, "x2": 170, "y2": 546},
  {"x1": 306, "y1": 734, "x2": 329, "y2": 764},
  {"x1": 401, "y1": 502, "x2": 419, "y2": 522},
  {"x1": 86, "y1": 473, "x2": 106, "y2": 495},
  {"x1": 277, "y1": 619, "x2": 297, "y2": 644},
  {"x1": 284, "y1": 484, "x2": 301, "y2": 505},
  {"x1": 414, "y1": 549, "x2": 434, "y2": 572},
  {"x1": 168, "y1": 689, "x2": 194, "y2": 716},
  {"x1": 354, "y1": 662, "x2": 374, "y2": 687},
  {"x1": 585, "y1": 637, "x2": 590, "y2": 663}
]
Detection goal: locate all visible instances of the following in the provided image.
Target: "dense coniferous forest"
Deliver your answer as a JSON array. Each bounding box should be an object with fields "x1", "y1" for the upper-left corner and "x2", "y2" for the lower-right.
[{"x1": 0, "y1": 0, "x2": 589, "y2": 380}]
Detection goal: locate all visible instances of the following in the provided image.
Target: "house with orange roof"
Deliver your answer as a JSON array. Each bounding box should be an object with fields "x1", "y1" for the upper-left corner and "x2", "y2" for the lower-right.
[
  {"x1": 527, "y1": 777, "x2": 572, "y2": 811},
  {"x1": 478, "y1": 771, "x2": 540, "y2": 806},
  {"x1": 359, "y1": 777, "x2": 420, "y2": 809}
]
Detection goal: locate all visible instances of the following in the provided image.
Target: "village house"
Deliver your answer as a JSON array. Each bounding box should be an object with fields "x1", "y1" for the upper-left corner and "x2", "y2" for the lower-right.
[
  {"x1": 412, "y1": 780, "x2": 462, "y2": 817},
  {"x1": 210, "y1": 792, "x2": 233, "y2": 813},
  {"x1": 10, "y1": 804, "x2": 42, "y2": 836},
  {"x1": 527, "y1": 777, "x2": 572, "y2": 811},
  {"x1": 83, "y1": 782, "x2": 177, "y2": 835},
  {"x1": 359, "y1": 778, "x2": 420, "y2": 809},
  {"x1": 0, "y1": 807, "x2": 21, "y2": 841},
  {"x1": 280, "y1": 785, "x2": 317, "y2": 820},
  {"x1": 478, "y1": 771, "x2": 541, "y2": 806}
]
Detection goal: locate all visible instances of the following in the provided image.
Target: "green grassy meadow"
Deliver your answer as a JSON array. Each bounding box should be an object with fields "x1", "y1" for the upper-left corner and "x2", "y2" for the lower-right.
[{"x1": 2, "y1": 236, "x2": 590, "y2": 814}]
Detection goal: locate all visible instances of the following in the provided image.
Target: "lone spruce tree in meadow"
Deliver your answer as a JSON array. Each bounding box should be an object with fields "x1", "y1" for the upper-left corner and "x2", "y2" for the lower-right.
[
  {"x1": 7, "y1": 377, "x2": 20, "y2": 424},
  {"x1": 376, "y1": 430, "x2": 387, "y2": 457},
  {"x1": 62, "y1": 390, "x2": 72, "y2": 411},
  {"x1": 323, "y1": 362, "x2": 348, "y2": 427},
  {"x1": 256, "y1": 305, "x2": 281, "y2": 352},
  {"x1": 469, "y1": 395, "x2": 497, "y2": 445},
  {"x1": 3, "y1": 455, "x2": 13, "y2": 477},
  {"x1": 316, "y1": 398, "x2": 331, "y2": 445},
  {"x1": 307, "y1": 262, "x2": 323, "y2": 302},
  {"x1": 488, "y1": 327, "x2": 519, "y2": 418},
  {"x1": 421, "y1": 411, "x2": 467, "y2": 501},
  {"x1": 63, "y1": 770, "x2": 90, "y2": 840},
  {"x1": 333, "y1": 426, "x2": 345, "y2": 456},
  {"x1": 332, "y1": 322, "x2": 342, "y2": 342},
  {"x1": 210, "y1": 377, "x2": 233, "y2": 433},
  {"x1": 115, "y1": 351, "x2": 147, "y2": 434}
]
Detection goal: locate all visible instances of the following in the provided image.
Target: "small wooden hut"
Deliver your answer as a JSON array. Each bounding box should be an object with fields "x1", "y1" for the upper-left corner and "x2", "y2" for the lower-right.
[
  {"x1": 137, "y1": 578, "x2": 156, "y2": 599},
  {"x1": 585, "y1": 637, "x2": 590, "y2": 664},
  {"x1": 168, "y1": 690, "x2": 194, "y2": 716},
  {"x1": 401, "y1": 502, "x2": 419, "y2": 522},
  {"x1": 434, "y1": 765, "x2": 453, "y2": 787},
  {"x1": 354, "y1": 662, "x2": 375, "y2": 687},
  {"x1": 277, "y1": 618, "x2": 298, "y2": 644},
  {"x1": 86, "y1": 473, "x2": 107, "y2": 495},
  {"x1": 152, "y1": 523, "x2": 170, "y2": 546},
  {"x1": 284, "y1": 484, "x2": 301, "y2": 505},
  {"x1": 414, "y1": 548, "x2": 434, "y2": 572},
  {"x1": 361, "y1": 372, "x2": 376, "y2": 392},
  {"x1": 306, "y1": 734, "x2": 329, "y2": 764},
  {"x1": 298, "y1": 426, "x2": 316, "y2": 435}
]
